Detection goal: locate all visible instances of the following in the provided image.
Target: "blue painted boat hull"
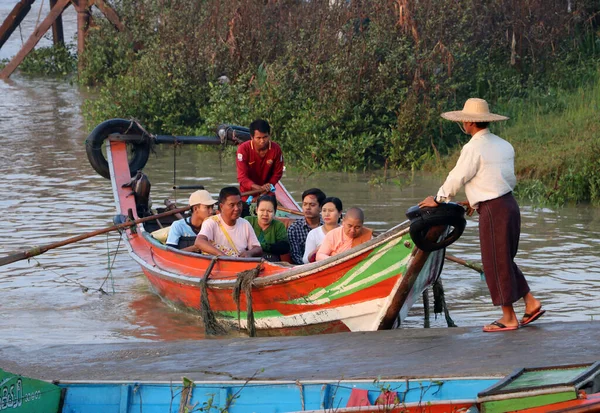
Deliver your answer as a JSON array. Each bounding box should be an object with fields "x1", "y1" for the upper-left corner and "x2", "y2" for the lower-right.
[{"x1": 58, "y1": 378, "x2": 499, "y2": 413}]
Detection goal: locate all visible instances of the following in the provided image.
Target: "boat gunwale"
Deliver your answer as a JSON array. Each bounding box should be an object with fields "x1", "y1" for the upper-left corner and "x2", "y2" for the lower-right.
[
  {"x1": 53, "y1": 376, "x2": 502, "y2": 385},
  {"x1": 132, "y1": 222, "x2": 412, "y2": 289}
]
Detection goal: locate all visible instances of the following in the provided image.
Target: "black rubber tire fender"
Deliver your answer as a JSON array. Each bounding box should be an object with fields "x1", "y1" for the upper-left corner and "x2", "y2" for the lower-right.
[
  {"x1": 405, "y1": 203, "x2": 467, "y2": 252},
  {"x1": 85, "y1": 118, "x2": 152, "y2": 180},
  {"x1": 409, "y1": 215, "x2": 466, "y2": 252}
]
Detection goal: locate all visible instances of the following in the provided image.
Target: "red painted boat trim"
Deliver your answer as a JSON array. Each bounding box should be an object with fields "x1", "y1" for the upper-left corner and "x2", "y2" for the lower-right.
[{"x1": 106, "y1": 139, "x2": 443, "y2": 333}]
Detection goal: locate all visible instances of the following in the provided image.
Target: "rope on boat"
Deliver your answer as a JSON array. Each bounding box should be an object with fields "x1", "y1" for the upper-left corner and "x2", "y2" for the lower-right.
[
  {"x1": 232, "y1": 261, "x2": 263, "y2": 337},
  {"x1": 422, "y1": 289, "x2": 430, "y2": 328},
  {"x1": 433, "y1": 278, "x2": 457, "y2": 327},
  {"x1": 99, "y1": 231, "x2": 124, "y2": 294},
  {"x1": 422, "y1": 277, "x2": 457, "y2": 328},
  {"x1": 295, "y1": 380, "x2": 305, "y2": 411},
  {"x1": 200, "y1": 257, "x2": 227, "y2": 336},
  {"x1": 30, "y1": 256, "x2": 106, "y2": 294},
  {"x1": 433, "y1": 279, "x2": 443, "y2": 315},
  {"x1": 9, "y1": 232, "x2": 123, "y2": 295}
]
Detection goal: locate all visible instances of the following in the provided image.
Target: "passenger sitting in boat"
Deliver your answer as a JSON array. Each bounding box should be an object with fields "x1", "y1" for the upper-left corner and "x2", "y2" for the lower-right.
[
  {"x1": 245, "y1": 195, "x2": 290, "y2": 262},
  {"x1": 236, "y1": 119, "x2": 284, "y2": 217},
  {"x1": 194, "y1": 186, "x2": 262, "y2": 257},
  {"x1": 302, "y1": 197, "x2": 343, "y2": 264},
  {"x1": 287, "y1": 188, "x2": 326, "y2": 264},
  {"x1": 165, "y1": 190, "x2": 217, "y2": 251},
  {"x1": 316, "y1": 207, "x2": 373, "y2": 261}
]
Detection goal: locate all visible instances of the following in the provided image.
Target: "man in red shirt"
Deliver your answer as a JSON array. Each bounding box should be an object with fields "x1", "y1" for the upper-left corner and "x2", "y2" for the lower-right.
[{"x1": 236, "y1": 119, "x2": 284, "y2": 205}]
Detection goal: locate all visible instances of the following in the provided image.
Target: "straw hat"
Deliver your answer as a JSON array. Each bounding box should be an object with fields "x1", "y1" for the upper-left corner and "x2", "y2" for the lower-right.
[
  {"x1": 189, "y1": 190, "x2": 217, "y2": 206},
  {"x1": 441, "y1": 98, "x2": 509, "y2": 122}
]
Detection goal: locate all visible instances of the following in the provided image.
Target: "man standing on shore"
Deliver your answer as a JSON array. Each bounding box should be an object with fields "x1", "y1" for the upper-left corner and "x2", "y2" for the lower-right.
[
  {"x1": 419, "y1": 98, "x2": 544, "y2": 332},
  {"x1": 236, "y1": 119, "x2": 284, "y2": 210}
]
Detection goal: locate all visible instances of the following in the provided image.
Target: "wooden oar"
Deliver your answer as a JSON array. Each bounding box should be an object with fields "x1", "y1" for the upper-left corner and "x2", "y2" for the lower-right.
[
  {"x1": 0, "y1": 206, "x2": 191, "y2": 268},
  {"x1": 241, "y1": 188, "x2": 271, "y2": 198},
  {"x1": 240, "y1": 187, "x2": 303, "y2": 215},
  {"x1": 277, "y1": 205, "x2": 304, "y2": 216},
  {"x1": 445, "y1": 254, "x2": 484, "y2": 275}
]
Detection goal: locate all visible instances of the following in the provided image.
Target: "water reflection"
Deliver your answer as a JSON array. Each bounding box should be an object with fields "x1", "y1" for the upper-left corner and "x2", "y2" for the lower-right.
[
  {"x1": 127, "y1": 291, "x2": 208, "y2": 341},
  {"x1": 0, "y1": 75, "x2": 599, "y2": 346}
]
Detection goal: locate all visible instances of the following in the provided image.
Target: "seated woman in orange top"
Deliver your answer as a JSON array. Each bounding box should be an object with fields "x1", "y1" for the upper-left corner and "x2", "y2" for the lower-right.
[{"x1": 315, "y1": 207, "x2": 373, "y2": 261}]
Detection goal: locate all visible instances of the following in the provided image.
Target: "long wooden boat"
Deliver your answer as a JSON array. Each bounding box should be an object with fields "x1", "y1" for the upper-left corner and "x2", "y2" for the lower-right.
[
  {"x1": 87, "y1": 119, "x2": 461, "y2": 335},
  {"x1": 293, "y1": 363, "x2": 600, "y2": 413},
  {"x1": 4, "y1": 362, "x2": 600, "y2": 412}
]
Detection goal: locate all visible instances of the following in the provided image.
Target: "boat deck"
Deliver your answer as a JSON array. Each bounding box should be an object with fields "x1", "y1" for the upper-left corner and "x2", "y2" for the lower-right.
[{"x1": 2, "y1": 321, "x2": 599, "y2": 382}]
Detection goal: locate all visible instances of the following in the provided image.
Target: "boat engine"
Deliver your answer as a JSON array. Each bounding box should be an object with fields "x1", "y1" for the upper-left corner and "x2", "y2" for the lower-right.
[{"x1": 122, "y1": 171, "x2": 152, "y2": 218}]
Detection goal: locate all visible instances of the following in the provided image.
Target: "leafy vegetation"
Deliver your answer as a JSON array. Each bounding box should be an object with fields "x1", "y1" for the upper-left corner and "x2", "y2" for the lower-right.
[
  {"x1": 508, "y1": 78, "x2": 600, "y2": 205},
  {"x1": 432, "y1": 67, "x2": 600, "y2": 205},
  {"x1": 75, "y1": 0, "x2": 600, "y2": 202},
  {"x1": 19, "y1": 44, "x2": 77, "y2": 76}
]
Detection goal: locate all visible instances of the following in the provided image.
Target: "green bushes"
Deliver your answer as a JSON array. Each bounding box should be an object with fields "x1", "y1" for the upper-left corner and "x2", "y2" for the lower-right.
[
  {"x1": 484, "y1": 72, "x2": 600, "y2": 205},
  {"x1": 19, "y1": 44, "x2": 76, "y2": 75},
  {"x1": 79, "y1": 0, "x2": 600, "y2": 195}
]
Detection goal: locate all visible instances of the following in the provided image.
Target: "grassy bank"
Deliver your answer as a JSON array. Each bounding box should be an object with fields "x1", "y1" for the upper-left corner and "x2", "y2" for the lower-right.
[
  {"x1": 508, "y1": 80, "x2": 600, "y2": 205},
  {"x1": 429, "y1": 68, "x2": 600, "y2": 205}
]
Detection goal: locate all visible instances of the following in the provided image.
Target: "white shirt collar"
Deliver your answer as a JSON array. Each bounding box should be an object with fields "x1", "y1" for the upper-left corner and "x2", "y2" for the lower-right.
[{"x1": 471, "y1": 128, "x2": 490, "y2": 140}]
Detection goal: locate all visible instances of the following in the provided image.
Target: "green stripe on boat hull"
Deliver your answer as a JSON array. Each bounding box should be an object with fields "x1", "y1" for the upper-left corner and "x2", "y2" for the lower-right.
[
  {"x1": 0, "y1": 369, "x2": 62, "y2": 413},
  {"x1": 481, "y1": 390, "x2": 577, "y2": 413},
  {"x1": 287, "y1": 236, "x2": 412, "y2": 305}
]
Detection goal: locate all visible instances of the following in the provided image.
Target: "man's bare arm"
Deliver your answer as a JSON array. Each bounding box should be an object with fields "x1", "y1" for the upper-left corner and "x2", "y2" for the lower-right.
[
  {"x1": 239, "y1": 246, "x2": 263, "y2": 258},
  {"x1": 194, "y1": 235, "x2": 224, "y2": 256}
]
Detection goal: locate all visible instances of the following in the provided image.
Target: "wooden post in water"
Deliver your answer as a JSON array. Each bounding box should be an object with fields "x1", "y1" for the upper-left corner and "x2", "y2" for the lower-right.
[
  {"x1": 0, "y1": 0, "x2": 36, "y2": 49},
  {"x1": 0, "y1": 0, "x2": 71, "y2": 79},
  {"x1": 94, "y1": 0, "x2": 125, "y2": 31},
  {"x1": 73, "y1": 0, "x2": 90, "y2": 71},
  {"x1": 49, "y1": 0, "x2": 65, "y2": 45},
  {"x1": 0, "y1": 0, "x2": 124, "y2": 80}
]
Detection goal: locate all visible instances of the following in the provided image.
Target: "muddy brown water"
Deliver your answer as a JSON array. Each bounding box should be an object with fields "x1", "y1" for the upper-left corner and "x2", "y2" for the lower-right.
[{"x1": 1, "y1": 8, "x2": 599, "y2": 347}]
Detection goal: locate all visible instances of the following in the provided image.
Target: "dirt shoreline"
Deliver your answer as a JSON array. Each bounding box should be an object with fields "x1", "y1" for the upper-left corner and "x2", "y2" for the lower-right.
[{"x1": 2, "y1": 321, "x2": 599, "y2": 382}]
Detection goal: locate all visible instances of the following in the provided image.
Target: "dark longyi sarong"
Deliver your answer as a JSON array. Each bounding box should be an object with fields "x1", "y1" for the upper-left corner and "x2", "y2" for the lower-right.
[{"x1": 477, "y1": 192, "x2": 530, "y2": 306}]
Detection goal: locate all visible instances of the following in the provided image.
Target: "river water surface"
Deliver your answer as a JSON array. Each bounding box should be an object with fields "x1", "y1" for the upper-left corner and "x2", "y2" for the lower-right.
[{"x1": 1, "y1": 6, "x2": 599, "y2": 347}]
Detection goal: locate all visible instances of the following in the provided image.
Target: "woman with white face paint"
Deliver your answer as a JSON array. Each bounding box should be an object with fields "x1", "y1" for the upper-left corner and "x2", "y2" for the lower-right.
[{"x1": 245, "y1": 195, "x2": 290, "y2": 262}]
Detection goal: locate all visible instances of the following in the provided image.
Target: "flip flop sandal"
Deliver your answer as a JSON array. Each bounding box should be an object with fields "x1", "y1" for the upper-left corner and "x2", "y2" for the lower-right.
[
  {"x1": 483, "y1": 320, "x2": 519, "y2": 332},
  {"x1": 521, "y1": 309, "x2": 546, "y2": 327}
]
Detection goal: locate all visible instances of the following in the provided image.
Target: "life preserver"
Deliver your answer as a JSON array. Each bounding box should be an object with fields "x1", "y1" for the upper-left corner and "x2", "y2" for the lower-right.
[
  {"x1": 85, "y1": 118, "x2": 152, "y2": 179},
  {"x1": 405, "y1": 203, "x2": 466, "y2": 252}
]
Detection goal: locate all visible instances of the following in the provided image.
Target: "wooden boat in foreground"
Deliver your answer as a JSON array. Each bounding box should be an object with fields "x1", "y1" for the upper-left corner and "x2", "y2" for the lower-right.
[
  {"x1": 4, "y1": 362, "x2": 600, "y2": 412},
  {"x1": 86, "y1": 119, "x2": 465, "y2": 335},
  {"x1": 295, "y1": 362, "x2": 600, "y2": 413}
]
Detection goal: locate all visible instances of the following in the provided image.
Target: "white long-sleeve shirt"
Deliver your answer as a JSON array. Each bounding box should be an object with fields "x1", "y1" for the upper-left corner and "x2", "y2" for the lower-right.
[
  {"x1": 436, "y1": 129, "x2": 517, "y2": 208},
  {"x1": 302, "y1": 226, "x2": 327, "y2": 263}
]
